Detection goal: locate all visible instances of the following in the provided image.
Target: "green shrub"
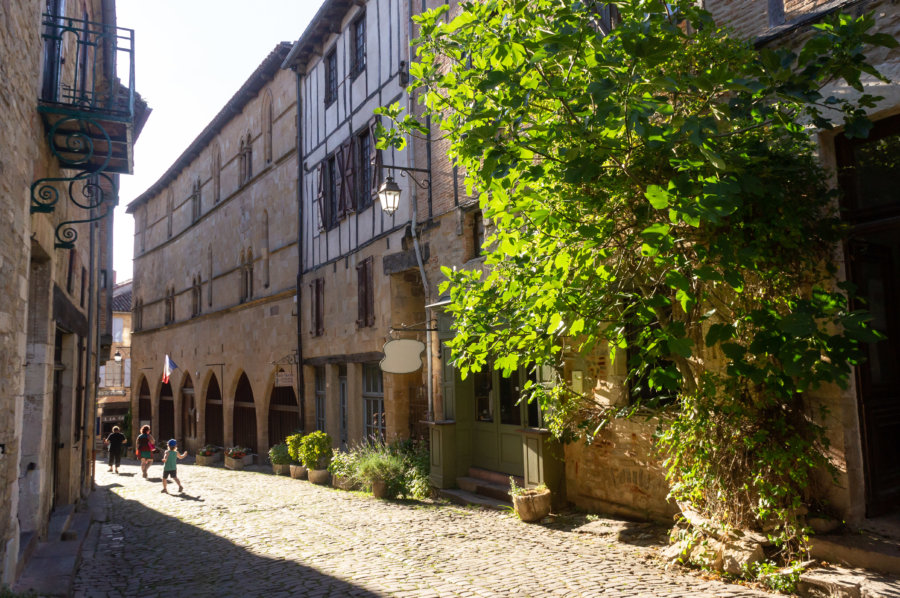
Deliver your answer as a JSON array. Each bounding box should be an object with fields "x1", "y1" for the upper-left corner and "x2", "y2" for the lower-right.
[
  {"x1": 268, "y1": 443, "x2": 291, "y2": 465},
  {"x1": 328, "y1": 449, "x2": 360, "y2": 478},
  {"x1": 285, "y1": 433, "x2": 304, "y2": 464},
  {"x1": 335, "y1": 438, "x2": 431, "y2": 500},
  {"x1": 298, "y1": 430, "x2": 333, "y2": 469}
]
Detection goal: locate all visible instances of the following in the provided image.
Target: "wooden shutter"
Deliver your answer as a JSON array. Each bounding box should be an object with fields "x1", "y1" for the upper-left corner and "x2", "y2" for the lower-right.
[
  {"x1": 315, "y1": 163, "x2": 325, "y2": 230},
  {"x1": 356, "y1": 261, "x2": 366, "y2": 328},
  {"x1": 334, "y1": 146, "x2": 345, "y2": 219},
  {"x1": 316, "y1": 278, "x2": 325, "y2": 336},
  {"x1": 309, "y1": 281, "x2": 316, "y2": 335},
  {"x1": 341, "y1": 138, "x2": 356, "y2": 215},
  {"x1": 365, "y1": 257, "x2": 375, "y2": 326},
  {"x1": 368, "y1": 118, "x2": 382, "y2": 201}
]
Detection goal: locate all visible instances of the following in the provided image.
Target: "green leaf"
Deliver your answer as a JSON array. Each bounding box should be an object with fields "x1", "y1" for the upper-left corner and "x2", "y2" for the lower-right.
[{"x1": 646, "y1": 185, "x2": 671, "y2": 209}]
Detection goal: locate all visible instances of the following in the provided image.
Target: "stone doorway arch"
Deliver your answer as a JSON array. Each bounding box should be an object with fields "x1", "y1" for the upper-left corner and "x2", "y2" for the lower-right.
[
  {"x1": 159, "y1": 382, "x2": 175, "y2": 444},
  {"x1": 233, "y1": 373, "x2": 257, "y2": 450},
  {"x1": 268, "y1": 383, "x2": 300, "y2": 447},
  {"x1": 205, "y1": 375, "x2": 224, "y2": 447}
]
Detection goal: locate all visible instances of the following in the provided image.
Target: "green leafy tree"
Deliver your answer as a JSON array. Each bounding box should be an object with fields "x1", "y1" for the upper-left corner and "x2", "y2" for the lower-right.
[{"x1": 383, "y1": 0, "x2": 895, "y2": 556}]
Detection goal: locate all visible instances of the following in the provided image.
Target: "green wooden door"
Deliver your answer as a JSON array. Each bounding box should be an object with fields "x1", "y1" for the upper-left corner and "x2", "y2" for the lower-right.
[{"x1": 472, "y1": 369, "x2": 525, "y2": 476}]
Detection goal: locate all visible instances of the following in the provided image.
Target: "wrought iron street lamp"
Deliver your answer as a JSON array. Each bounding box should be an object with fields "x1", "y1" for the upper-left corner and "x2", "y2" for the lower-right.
[
  {"x1": 113, "y1": 350, "x2": 122, "y2": 363},
  {"x1": 377, "y1": 166, "x2": 431, "y2": 216},
  {"x1": 377, "y1": 176, "x2": 402, "y2": 215}
]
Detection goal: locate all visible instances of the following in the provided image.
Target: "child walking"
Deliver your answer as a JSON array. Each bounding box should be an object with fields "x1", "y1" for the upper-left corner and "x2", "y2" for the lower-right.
[{"x1": 161, "y1": 439, "x2": 188, "y2": 494}]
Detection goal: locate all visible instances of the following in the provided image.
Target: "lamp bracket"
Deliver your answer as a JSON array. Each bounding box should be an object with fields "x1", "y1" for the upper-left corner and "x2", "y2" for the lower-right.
[{"x1": 383, "y1": 164, "x2": 431, "y2": 191}]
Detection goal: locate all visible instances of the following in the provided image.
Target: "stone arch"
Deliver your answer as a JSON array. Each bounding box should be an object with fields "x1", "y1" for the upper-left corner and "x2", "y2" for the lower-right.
[
  {"x1": 232, "y1": 371, "x2": 257, "y2": 451},
  {"x1": 267, "y1": 369, "x2": 301, "y2": 448},
  {"x1": 205, "y1": 373, "x2": 224, "y2": 447},
  {"x1": 158, "y1": 380, "x2": 175, "y2": 444},
  {"x1": 181, "y1": 374, "x2": 197, "y2": 444},
  {"x1": 137, "y1": 375, "x2": 152, "y2": 432}
]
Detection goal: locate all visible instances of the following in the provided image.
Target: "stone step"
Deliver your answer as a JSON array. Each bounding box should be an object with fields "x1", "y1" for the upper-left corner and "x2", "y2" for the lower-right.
[
  {"x1": 799, "y1": 566, "x2": 900, "y2": 598},
  {"x1": 13, "y1": 510, "x2": 93, "y2": 597},
  {"x1": 47, "y1": 503, "x2": 74, "y2": 540},
  {"x1": 467, "y1": 466, "x2": 522, "y2": 488},
  {"x1": 15, "y1": 531, "x2": 37, "y2": 579},
  {"x1": 811, "y1": 531, "x2": 900, "y2": 576},
  {"x1": 438, "y1": 488, "x2": 511, "y2": 511},
  {"x1": 457, "y1": 476, "x2": 514, "y2": 502}
]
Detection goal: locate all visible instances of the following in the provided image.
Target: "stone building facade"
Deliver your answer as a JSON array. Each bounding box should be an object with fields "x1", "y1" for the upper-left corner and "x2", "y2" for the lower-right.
[
  {"x1": 0, "y1": 0, "x2": 143, "y2": 586},
  {"x1": 127, "y1": 43, "x2": 301, "y2": 457}
]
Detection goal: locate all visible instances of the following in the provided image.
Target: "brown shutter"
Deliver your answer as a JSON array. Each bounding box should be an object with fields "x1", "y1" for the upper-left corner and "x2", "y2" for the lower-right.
[
  {"x1": 335, "y1": 146, "x2": 346, "y2": 219},
  {"x1": 343, "y1": 137, "x2": 356, "y2": 215},
  {"x1": 316, "y1": 278, "x2": 325, "y2": 336},
  {"x1": 356, "y1": 261, "x2": 366, "y2": 328},
  {"x1": 368, "y1": 118, "x2": 382, "y2": 201},
  {"x1": 315, "y1": 163, "x2": 326, "y2": 230},
  {"x1": 309, "y1": 280, "x2": 318, "y2": 336},
  {"x1": 365, "y1": 257, "x2": 375, "y2": 327}
]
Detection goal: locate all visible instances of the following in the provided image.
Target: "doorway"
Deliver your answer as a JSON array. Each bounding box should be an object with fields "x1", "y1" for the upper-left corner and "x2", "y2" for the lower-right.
[
  {"x1": 471, "y1": 368, "x2": 527, "y2": 477},
  {"x1": 837, "y1": 113, "x2": 900, "y2": 517}
]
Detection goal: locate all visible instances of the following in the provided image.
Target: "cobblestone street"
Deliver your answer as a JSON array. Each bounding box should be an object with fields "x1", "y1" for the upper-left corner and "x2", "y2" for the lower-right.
[{"x1": 73, "y1": 458, "x2": 771, "y2": 598}]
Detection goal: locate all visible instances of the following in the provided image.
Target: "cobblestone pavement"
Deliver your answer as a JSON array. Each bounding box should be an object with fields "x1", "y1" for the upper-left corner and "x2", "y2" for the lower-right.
[{"x1": 73, "y1": 457, "x2": 772, "y2": 598}]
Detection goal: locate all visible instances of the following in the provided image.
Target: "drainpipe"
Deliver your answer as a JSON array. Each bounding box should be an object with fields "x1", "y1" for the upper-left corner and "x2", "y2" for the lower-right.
[
  {"x1": 82, "y1": 202, "x2": 97, "y2": 494},
  {"x1": 409, "y1": 0, "x2": 434, "y2": 422},
  {"x1": 294, "y1": 68, "x2": 306, "y2": 430}
]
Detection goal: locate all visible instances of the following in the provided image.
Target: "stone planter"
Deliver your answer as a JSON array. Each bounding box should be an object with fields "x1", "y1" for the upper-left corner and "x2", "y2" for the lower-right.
[
  {"x1": 242, "y1": 454, "x2": 253, "y2": 466},
  {"x1": 289, "y1": 464, "x2": 307, "y2": 479},
  {"x1": 512, "y1": 489, "x2": 552, "y2": 522},
  {"x1": 308, "y1": 468, "x2": 330, "y2": 485},
  {"x1": 272, "y1": 463, "x2": 291, "y2": 476},
  {"x1": 371, "y1": 479, "x2": 388, "y2": 499},
  {"x1": 224, "y1": 455, "x2": 245, "y2": 471},
  {"x1": 195, "y1": 453, "x2": 220, "y2": 466}
]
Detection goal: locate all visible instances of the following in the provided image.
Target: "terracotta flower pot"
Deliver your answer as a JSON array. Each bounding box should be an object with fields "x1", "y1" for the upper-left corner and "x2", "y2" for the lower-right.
[
  {"x1": 512, "y1": 489, "x2": 552, "y2": 523},
  {"x1": 289, "y1": 464, "x2": 307, "y2": 479},
  {"x1": 308, "y1": 468, "x2": 330, "y2": 485},
  {"x1": 371, "y1": 479, "x2": 388, "y2": 499},
  {"x1": 272, "y1": 463, "x2": 291, "y2": 476},
  {"x1": 332, "y1": 475, "x2": 357, "y2": 491}
]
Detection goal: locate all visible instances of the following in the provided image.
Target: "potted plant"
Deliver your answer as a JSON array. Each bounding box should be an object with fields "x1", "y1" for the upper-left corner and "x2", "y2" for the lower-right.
[
  {"x1": 224, "y1": 446, "x2": 249, "y2": 471},
  {"x1": 509, "y1": 478, "x2": 551, "y2": 523},
  {"x1": 328, "y1": 449, "x2": 361, "y2": 491},
  {"x1": 268, "y1": 443, "x2": 291, "y2": 475},
  {"x1": 195, "y1": 444, "x2": 221, "y2": 466},
  {"x1": 356, "y1": 450, "x2": 406, "y2": 499},
  {"x1": 299, "y1": 430, "x2": 333, "y2": 485},
  {"x1": 286, "y1": 433, "x2": 307, "y2": 479}
]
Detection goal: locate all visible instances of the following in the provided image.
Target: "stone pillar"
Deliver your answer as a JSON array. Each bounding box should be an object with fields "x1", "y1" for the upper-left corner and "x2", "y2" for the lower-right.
[{"x1": 347, "y1": 363, "x2": 364, "y2": 444}]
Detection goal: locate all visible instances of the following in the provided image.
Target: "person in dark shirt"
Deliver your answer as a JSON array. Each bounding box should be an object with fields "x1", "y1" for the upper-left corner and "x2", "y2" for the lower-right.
[{"x1": 104, "y1": 426, "x2": 126, "y2": 474}]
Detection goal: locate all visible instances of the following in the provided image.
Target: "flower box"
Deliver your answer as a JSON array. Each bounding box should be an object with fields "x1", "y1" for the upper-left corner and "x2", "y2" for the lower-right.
[
  {"x1": 224, "y1": 455, "x2": 244, "y2": 471},
  {"x1": 195, "y1": 453, "x2": 219, "y2": 467}
]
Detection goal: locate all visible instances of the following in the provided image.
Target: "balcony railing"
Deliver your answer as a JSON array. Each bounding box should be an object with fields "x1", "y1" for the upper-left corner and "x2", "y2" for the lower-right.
[{"x1": 31, "y1": 14, "x2": 137, "y2": 249}]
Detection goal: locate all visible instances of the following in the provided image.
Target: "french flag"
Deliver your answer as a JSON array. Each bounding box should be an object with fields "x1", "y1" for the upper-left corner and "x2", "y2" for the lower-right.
[{"x1": 162, "y1": 354, "x2": 178, "y2": 384}]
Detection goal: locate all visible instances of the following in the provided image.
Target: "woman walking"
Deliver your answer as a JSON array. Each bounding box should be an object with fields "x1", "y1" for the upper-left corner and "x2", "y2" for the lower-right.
[{"x1": 136, "y1": 425, "x2": 156, "y2": 478}]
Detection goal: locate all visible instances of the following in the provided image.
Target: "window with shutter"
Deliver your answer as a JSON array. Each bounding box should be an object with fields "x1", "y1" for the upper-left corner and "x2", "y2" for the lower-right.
[
  {"x1": 357, "y1": 130, "x2": 372, "y2": 211},
  {"x1": 335, "y1": 145, "x2": 346, "y2": 219},
  {"x1": 327, "y1": 156, "x2": 338, "y2": 229}
]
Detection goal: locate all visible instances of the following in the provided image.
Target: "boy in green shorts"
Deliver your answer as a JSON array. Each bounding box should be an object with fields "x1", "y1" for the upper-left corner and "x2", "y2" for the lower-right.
[{"x1": 161, "y1": 439, "x2": 188, "y2": 494}]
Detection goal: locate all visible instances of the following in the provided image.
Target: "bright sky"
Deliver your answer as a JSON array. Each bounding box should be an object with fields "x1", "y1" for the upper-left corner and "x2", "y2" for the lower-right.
[{"x1": 112, "y1": 0, "x2": 324, "y2": 283}]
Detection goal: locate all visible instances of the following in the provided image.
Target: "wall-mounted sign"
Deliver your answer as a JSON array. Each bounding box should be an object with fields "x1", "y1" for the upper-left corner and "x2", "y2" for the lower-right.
[
  {"x1": 275, "y1": 370, "x2": 294, "y2": 387},
  {"x1": 380, "y1": 339, "x2": 425, "y2": 374}
]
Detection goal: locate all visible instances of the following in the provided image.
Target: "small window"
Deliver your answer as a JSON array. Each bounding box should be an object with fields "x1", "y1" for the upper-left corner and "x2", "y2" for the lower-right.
[
  {"x1": 112, "y1": 317, "x2": 124, "y2": 342},
  {"x1": 167, "y1": 191, "x2": 174, "y2": 238},
  {"x1": 327, "y1": 155, "x2": 338, "y2": 229},
  {"x1": 351, "y1": 13, "x2": 366, "y2": 77},
  {"x1": 356, "y1": 257, "x2": 375, "y2": 328},
  {"x1": 191, "y1": 179, "x2": 201, "y2": 223},
  {"x1": 325, "y1": 49, "x2": 338, "y2": 105}
]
